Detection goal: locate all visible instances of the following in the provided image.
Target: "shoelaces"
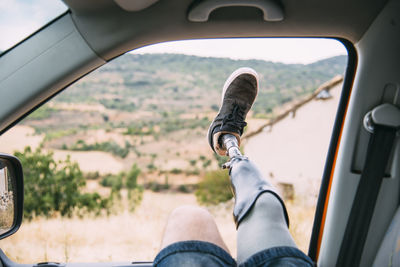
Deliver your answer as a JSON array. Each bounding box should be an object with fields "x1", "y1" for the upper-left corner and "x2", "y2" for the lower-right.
[{"x1": 220, "y1": 104, "x2": 247, "y2": 133}]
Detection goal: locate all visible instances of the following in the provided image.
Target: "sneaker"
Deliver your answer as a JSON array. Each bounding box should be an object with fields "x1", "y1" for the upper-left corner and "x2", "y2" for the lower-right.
[{"x1": 207, "y1": 67, "x2": 259, "y2": 156}]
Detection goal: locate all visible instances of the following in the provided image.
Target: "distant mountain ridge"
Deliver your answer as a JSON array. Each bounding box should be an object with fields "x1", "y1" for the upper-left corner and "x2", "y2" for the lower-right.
[{"x1": 57, "y1": 53, "x2": 347, "y2": 117}]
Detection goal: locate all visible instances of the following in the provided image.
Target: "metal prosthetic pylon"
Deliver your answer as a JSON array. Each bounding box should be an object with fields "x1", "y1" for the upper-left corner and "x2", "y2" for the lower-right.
[{"x1": 220, "y1": 134, "x2": 247, "y2": 169}]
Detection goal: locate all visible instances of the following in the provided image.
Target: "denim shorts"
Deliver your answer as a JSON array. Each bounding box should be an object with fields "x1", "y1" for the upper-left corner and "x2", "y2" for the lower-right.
[{"x1": 153, "y1": 240, "x2": 315, "y2": 266}]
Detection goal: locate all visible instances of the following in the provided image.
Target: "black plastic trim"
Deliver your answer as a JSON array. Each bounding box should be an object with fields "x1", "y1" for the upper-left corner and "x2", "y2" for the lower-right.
[
  {"x1": 0, "y1": 154, "x2": 24, "y2": 240},
  {"x1": 308, "y1": 38, "x2": 358, "y2": 260}
]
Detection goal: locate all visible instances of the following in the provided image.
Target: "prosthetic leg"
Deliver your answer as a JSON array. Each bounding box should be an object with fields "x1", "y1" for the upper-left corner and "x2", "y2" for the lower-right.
[
  {"x1": 207, "y1": 68, "x2": 298, "y2": 263},
  {"x1": 221, "y1": 134, "x2": 296, "y2": 263},
  {"x1": 221, "y1": 134, "x2": 289, "y2": 227}
]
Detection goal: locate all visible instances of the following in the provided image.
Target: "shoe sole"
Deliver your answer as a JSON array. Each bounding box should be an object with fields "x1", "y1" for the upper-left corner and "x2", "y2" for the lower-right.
[{"x1": 207, "y1": 67, "x2": 259, "y2": 148}]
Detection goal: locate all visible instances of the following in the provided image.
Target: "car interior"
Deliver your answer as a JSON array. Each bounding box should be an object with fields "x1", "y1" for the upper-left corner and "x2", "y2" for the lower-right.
[{"x1": 0, "y1": 0, "x2": 399, "y2": 266}]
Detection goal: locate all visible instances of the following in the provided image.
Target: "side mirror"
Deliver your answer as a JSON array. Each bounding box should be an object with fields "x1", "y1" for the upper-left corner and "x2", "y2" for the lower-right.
[{"x1": 0, "y1": 153, "x2": 23, "y2": 240}]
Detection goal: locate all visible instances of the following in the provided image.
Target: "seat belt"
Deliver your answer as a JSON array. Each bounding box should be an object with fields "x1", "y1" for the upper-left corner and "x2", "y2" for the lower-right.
[{"x1": 337, "y1": 103, "x2": 400, "y2": 267}]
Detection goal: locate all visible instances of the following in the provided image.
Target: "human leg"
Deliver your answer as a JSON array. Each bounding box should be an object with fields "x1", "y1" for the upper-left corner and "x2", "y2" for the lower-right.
[
  {"x1": 160, "y1": 205, "x2": 229, "y2": 252},
  {"x1": 155, "y1": 205, "x2": 236, "y2": 267}
]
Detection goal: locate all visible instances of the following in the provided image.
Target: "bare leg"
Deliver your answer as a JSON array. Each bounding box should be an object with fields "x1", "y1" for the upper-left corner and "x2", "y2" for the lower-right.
[
  {"x1": 222, "y1": 134, "x2": 296, "y2": 264},
  {"x1": 160, "y1": 205, "x2": 229, "y2": 253}
]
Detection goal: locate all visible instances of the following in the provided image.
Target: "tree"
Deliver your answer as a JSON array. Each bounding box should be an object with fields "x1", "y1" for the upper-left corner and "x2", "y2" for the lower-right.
[{"x1": 15, "y1": 146, "x2": 109, "y2": 220}]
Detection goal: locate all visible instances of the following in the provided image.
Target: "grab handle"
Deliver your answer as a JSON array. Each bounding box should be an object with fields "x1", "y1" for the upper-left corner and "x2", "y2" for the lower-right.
[{"x1": 188, "y1": 0, "x2": 284, "y2": 22}]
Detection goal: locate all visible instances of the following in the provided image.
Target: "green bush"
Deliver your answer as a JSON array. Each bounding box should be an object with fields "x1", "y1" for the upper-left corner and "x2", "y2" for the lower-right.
[
  {"x1": 100, "y1": 164, "x2": 143, "y2": 209},
  {"x1": 147, "y1": 182, "x2": 162, "y2": 192},
  {"x1": 127, "y1": 187, "x2": 143, "y2": 211},
  {"x1": 15, "y1": 146, "x2": 109, "y2": 220},
  {"x1": 185, "y1": 169, "x2": 200, "y2": 176},
  {"x1": 126, "y1": 164, "x2": 140, "y2": 190},
  {"x1": 27, "y1": 105, "x2": 56, "y2": 120},
  {"x1": 195, "y1": 169, "x2": 233, "y2": 205},
  {"x1": 147, "y1": 163, "x2": 157, "y2": 171},
  {"x1": 100, "y1": 173, "x2": 123, "y2": 192},
  {"x1": 178, "y1": 184, "x2": 190, "y2": 193},
  {"x1": 202, "y1": 159, "x2": 212, "y2": 168},
  {"x1": 85, "y1": 171, "x2": 100, "y2": 180},
  {"x1": 99, "y1": 98, "x2": 136, "y2": 112},
  {"x1": 170, "y1": 168, "x2": 182, "y2": 174},
  {"x1": 67, "y1": 140, "x2": 130, "y2": 158}
]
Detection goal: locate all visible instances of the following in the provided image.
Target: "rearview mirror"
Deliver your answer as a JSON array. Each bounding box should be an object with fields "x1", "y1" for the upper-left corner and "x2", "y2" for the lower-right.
[{"x1": 0, "y1": 154, "x2": 23, "y2": 240}]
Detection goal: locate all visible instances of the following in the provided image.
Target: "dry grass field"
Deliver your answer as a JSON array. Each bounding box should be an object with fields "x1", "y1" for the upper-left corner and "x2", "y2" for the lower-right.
[
  {"x1": 0, "y1": 189, "x2": 313, "y2": 263},
  {"x1": 0, "y1": 190, "x2": 237, "y2": 263}
]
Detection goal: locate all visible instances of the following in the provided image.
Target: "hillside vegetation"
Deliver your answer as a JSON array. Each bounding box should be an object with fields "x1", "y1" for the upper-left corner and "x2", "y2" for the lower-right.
[
  {"x1": 25, "y1": 53, "x2": 346, "y2": 137},
  {"x1": 56, "y1": 53, "x2": 347, "y2": 117},
  {"x1": 21, "y1": 53, "x2": 347, "y2": 192}
]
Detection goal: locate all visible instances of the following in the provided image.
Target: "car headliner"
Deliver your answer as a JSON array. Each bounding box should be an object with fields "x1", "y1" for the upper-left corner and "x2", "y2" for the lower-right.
[{"x1": 64, "y1": 0, "x2": 388, "y2": 60}]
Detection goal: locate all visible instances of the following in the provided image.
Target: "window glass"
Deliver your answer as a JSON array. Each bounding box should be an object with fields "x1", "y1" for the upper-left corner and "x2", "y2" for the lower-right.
[
  {"x1": 0, "y1": 0, "x2": 67, "y2": 52},
  {"x1": 0, "y1": 38, "x2": 347, "y2": 262}
]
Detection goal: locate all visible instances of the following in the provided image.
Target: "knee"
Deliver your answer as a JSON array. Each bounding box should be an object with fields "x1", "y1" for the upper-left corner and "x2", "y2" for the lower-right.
[
  {"x1": 253, "y1": 193, "x2": 286, "y2": 221},
  {"x1": 168, "y1": 205, "x2": 214, "y2": 226}
]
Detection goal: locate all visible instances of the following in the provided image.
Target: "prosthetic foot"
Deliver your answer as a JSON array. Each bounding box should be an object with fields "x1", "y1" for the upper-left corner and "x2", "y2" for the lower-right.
[{"x1": 207, "y1": 67, "x2": 259, "y2": 156}]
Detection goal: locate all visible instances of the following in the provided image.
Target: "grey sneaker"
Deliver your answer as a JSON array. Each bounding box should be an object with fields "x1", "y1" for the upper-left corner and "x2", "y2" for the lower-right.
[{"x1": 207, "y1": 67, "x2": 259, "y2": 156}]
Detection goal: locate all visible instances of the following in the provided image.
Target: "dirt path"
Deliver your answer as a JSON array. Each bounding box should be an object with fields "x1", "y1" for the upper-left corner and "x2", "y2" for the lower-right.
[
  {"x1": 0, "y1": 126, "x2": 44, "y2": 154},
  {"x1": 52, "y1": 150, "x2": 124, "y2": 174}
]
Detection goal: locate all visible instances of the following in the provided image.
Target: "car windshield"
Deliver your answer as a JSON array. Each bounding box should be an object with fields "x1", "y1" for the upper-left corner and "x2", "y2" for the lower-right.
[
  {"x1": 0, "y1": 0, "x2": 67, "y2": 53},
  {"x1": 0, "y1": 38, "x2": 347, "y2": 263}
]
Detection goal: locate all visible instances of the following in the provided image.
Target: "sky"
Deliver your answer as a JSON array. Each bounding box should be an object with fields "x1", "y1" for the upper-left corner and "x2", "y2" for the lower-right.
[
  {"x1": 1, "y1": 0, "x2": 347, "y2": 64},
  {"x1": 133, "y1": 39, "x2": 347, "y2": 64}
]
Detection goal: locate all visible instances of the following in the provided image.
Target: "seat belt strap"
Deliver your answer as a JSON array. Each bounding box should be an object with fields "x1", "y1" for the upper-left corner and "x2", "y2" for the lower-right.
[{"x1": 337, "y1": 103, "x2": 400, "y2": 267}]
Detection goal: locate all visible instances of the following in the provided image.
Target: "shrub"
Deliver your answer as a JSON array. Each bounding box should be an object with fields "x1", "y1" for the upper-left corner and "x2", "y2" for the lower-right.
[
  {"x1": 15, "y1": 146, "x2": 109, "y2": 220},
  {"x1": 164, "y1": 175, "x2": 170, "y2": 189},
  {"x1": 68, "y1": 140, "x2": 130, "y2": 158},
  {"x1": 202, "y1": 159, "x2": 212, "y2": 168},
  {"x1": 85, "y1": 171, "x2": 100, "y2": 180},
  {"x1": 127, "y1": 187, "x2": 143, "y2": 211},
  {"x1": 27, "y1": 105, "x2": 56, "y2": 120},
  {"x1": 185, "y1": 169, "x2": 200, "y2": 176},
  {"x1": 101, "y1": 173, "x2": 123, "y2": 192},
  {"x1": 178, "y1": 184, "x2": 190, "y2": 193},
  {"x1": 126, "y1": 164, "x2": 140, "y2": 190},
  {"x1": 148, "y1": 182, "x2": 162, "y2": 192},
  {"x1": 195, "y1": 169, "x2": 233, "y2": 205},
  {"x1": 147, "y1": 163, "x2": 157, "y2": 171},
  {"x1": 170, "y1": 168, "x2": 182, "y2": 174},
  {"x1": 100, "y1": 164, "x2": 143, "y2": 211}
]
